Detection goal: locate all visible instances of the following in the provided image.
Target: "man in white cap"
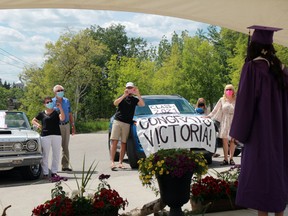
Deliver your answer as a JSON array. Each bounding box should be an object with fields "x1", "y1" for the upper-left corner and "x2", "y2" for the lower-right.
[{"x1": 110, "y1": 82, "x2": 145, "y2": 170}]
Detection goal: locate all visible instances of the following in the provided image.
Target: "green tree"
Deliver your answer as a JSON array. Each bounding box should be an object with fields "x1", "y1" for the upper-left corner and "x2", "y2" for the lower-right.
[
  {"x1": 107, "y1": 56, "x2": 155, "y2": 100},
  {"x1": 181, "y1": 36, "x2": 224, "y2": 109},
  {"x1": 0, "y1": 86, "x2": 9, "y2": 110}
]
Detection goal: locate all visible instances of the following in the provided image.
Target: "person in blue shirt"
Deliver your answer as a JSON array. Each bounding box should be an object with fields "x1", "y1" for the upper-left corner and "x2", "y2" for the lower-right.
[{"x1": 52, "y1": 84, "x2": 75, "y2": 172}]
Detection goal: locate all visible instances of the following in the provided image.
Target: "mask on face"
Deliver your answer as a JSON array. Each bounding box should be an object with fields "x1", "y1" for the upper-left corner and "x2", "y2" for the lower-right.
[
  {"x1": 56, "y1": 91, "x2": 64, "y2": 98},
  {"x1": 226, "y1": 90, "x2": 233, "y2": 97},
  {"x1": 45, "y1": 102, "x2": 54, "y2": 109}
]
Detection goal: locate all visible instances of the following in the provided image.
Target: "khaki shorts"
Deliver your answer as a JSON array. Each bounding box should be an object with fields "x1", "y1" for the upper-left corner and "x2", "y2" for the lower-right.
[{"x1": 110, "y1": 120, "x2": 130, "y2": 143}]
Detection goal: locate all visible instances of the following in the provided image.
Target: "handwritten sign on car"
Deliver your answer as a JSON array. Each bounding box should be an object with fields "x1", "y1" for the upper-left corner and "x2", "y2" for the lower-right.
[
  {"x1": 136, "y1": 114, "x2": 216, "y2": 156},
  {"x1": 148, "y1": 104, "x2": 180, "y2": 114}
]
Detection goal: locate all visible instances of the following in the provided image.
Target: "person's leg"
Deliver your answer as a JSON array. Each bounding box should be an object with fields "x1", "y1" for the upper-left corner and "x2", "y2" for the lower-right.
[
  {"x1": 60, "y1": 124, "x2": 70, "y2": 170},
  {"x1": 119, "y1": 142, "x2": 127, "y2": 167},
  {"x1": 51, "y1": 135, "x2": 62, "y2": 175},
  {"x1": 229, "y1": 139, "x2": 236, "y2": 165},
  {"x1": 275, "y1": 211, "x2": 284, "y2": 216},
  {"x1": 118, "y1": 122, "x2": 130, "y2": 168},
  {"x1": 221, "y1": 138, "x2": 229, "y2": 165},
  {"x1": 40, "y1": 136, "x2": 51, "y2": 176},
  {"x1": 110, "y1": 139, "x2": 118, "y2": 168},
  {"x1": 110, "y1": 120, "x2": 122, "y2": 168},
  {"x1": 258, "y1": 211, "x2": 268, "y2": 216}
]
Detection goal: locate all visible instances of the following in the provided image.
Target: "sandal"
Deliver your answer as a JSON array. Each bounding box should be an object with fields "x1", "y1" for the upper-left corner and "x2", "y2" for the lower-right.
[
  {"x1": 117, "y1": 164, "x2": 127, "y2": 169},
  {"x1": 230, "y1": 159, "x2": 236, "y2": 165},
  {"x1": 220, "y1": 160, "x2": 229, "y2": 166}
]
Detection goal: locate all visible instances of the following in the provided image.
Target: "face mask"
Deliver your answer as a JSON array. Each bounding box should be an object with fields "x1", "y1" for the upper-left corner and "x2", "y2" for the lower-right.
[
  {"x1": 226, "y1": 90, "x2": 233, "y2": 96},
  {"x1": 56, "y1": 91, "x2": 64, "y2": 98},
  {"x1": 45, "y1": 102, "x2": 54, "y2": 109}
]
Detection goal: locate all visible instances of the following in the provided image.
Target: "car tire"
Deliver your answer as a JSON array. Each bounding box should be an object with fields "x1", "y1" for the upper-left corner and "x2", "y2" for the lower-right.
[
  {"x1": 126, "y1": 135, "x2": 140, "y2": 169},
  {"x1": 108, "y1": 133, "x2": 120, "y2": 161},
  {"x1": 233, "y1": 148, "x2": 241, "y2": 157},
  {"x1": 20, "y1": 164, "x2": 42, "y2": 180},
  {"x1": 204, "y1": 153, "x2": 213, "y2": 165}
]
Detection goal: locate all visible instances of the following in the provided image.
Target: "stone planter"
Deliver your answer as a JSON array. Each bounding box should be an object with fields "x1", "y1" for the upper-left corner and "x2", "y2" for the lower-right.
[
  {"x1": 190, "y1": 197, "x2": 244, "y2": 213},
  {"x1": 157, "y1": 172, "x2": 193, "y2": 216}
]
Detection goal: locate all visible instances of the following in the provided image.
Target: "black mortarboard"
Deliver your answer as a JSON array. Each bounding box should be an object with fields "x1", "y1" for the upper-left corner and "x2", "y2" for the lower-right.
[{"x1": 247, "y1": 25, "x2": 282, "y2": 44}]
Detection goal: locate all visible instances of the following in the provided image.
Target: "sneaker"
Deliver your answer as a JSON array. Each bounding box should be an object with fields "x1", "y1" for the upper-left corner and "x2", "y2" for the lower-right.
[{"x1": 62, "y1": 168, "x2": 72, "y2": 172}]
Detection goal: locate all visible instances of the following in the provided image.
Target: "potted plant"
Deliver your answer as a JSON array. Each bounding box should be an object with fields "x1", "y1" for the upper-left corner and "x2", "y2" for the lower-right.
[
  {"x1": 190, "y1": 165, "x2": 242, "y2": 213},
  {"x1": 138, "y1": 148, "x2": 208, "y2": 216},
  {"x1": 32, "y1": 158, "x2": 128, "y2": 216}
]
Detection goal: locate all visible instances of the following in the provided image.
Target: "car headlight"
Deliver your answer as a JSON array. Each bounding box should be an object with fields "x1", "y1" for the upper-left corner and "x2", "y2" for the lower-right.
[
  {"x1": 13, "y1": 143, "x2": 23, "y2": 151},
  {"x1": 26, "y1": 140, "x2": 38, "y2": 151}
]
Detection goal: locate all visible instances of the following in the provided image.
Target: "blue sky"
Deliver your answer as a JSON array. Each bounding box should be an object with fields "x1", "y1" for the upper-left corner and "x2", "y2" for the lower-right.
[{"x1": 0, "y1": 9, "x2": 208, "y2": 84}]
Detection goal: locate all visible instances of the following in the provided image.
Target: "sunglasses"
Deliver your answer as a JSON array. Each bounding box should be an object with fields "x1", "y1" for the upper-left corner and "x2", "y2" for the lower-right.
[
  {"x1": 126, "y1": 87, "x2": 134, "y2": 89},
  {"x1": 56, "y1": 89, "x2": 64, "y2": 92},
  {"x1": 225, "y1": 89, "x2": 233, "y2": 91},
  {"x1": 45, "y1": 101, "x2": 52, "y2": 104}
]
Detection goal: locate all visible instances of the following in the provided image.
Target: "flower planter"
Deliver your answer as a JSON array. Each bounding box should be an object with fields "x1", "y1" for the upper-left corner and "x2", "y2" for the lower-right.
[
  {"x1": 157, "y1": 172, "x2": 193, "y2": 216},
  {"x1": 190, "y1": 197, "x2": 244, "y2": 213}
]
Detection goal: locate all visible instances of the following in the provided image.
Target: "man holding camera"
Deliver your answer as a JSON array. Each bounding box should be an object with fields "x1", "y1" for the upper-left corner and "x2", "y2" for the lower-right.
[{"x1": 110, "y1": 82, "x2": 145, "y2": 170}]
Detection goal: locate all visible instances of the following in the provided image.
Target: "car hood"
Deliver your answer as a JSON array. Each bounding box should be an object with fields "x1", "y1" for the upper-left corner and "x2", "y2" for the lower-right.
[
  {"x1": 135, "y1": 113, "x2": 216, "y2": 156},
  {"x1": 0, "y1": 129, "x2": 40, "y2": 141}
]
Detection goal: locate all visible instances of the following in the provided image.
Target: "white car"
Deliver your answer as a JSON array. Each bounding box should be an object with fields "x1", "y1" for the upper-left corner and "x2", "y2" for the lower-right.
[{"x1": 0, "y1": 111, "x2": 42, "y2": 180}]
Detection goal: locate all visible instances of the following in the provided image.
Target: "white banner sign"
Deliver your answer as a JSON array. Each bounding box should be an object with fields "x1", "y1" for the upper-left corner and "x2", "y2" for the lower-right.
[{"x1": 136, "y1": 114, "x2": 216, "y2": 156}]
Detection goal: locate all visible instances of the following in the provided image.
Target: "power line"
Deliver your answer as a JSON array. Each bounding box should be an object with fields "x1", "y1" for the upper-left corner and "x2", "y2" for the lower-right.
[
  {"x1": 0, "y1": 59, "x2": 24, "y2": 69},
  {"x1": 0, "y1": 47, "x2": 34, "y2": 67}
]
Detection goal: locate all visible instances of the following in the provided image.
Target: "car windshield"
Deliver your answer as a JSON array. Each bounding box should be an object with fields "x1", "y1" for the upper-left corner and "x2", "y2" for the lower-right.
[
  {"x1": 0, "y1": 111, "x2": 30, "y2": 129},
  {"x1": 135, "y1": 97, "x2": 196, "y2": 116}
]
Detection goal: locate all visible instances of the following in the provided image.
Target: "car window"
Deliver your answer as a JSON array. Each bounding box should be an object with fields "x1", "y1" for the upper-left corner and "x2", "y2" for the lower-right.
[
  {"x1": 135, "y1": 98, "x2": 196, "y2": 115},
  {"x1": 1, "y1": 112, "x2": 29, "y2": 129}
]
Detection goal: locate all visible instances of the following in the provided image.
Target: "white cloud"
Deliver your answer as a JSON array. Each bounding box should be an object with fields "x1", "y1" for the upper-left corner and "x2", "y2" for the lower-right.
[{"x1": 0, "y1": 9, "x2": 207, "y2": 83}]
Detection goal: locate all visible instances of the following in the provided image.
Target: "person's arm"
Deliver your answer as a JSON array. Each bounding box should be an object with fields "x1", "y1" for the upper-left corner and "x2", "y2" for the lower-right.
[
  {"x1": 69, "y1": 112, "x2": 76, "y2": 135},
  {"x1": 56, "y1": 101, "x2": 65, "y2": 122},
  {"x1": 114, "y1": 88, "x2": 129, "y2": 106},
  {"x1": 207, "y1": 98, "x2": 222, "y2": 118},
  {"x1": 134, "y1": 87, "x2": 145, "y2": 107},
  {"x1": 31, "y1": 117, "x2": 42, "y2": 129}
]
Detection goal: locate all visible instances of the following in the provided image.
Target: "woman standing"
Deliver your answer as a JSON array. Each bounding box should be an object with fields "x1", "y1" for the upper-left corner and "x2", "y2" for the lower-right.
[
  {"x1": 230, "y1": 26, "x2": 288, "y2": 216},
  {"x1": 195, "y1": 97, "x2": 208, "y2": 115},
  {"x1": 207, "y1": 84, "x2": 236, "y2": 165},
  {"x1": 32, "y1": 96, "x2": 65, "y2": 178}
]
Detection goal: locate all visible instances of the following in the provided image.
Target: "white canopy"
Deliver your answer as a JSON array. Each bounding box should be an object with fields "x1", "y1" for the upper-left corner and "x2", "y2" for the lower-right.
[{"x1": 0, "y1": 0, "x2": 287, "y2": 46}]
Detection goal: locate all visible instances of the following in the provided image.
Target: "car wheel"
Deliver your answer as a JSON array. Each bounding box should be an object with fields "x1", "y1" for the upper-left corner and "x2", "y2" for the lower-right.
[
  {"x1": 108, "y1": 133, "x2": 119, "y2": 161},
  {"x1": 126, "y1": 135, "x2": 140, "y2": 169},
  {"x1": 204, "y1": 153, "x2": 213, "y2": 165},
  {"x1": 20, "y1": 164, "x2": 42, "y2": 180},
  {"x1": 234, "y1": 148, "x2": 241, "y2": 157}
]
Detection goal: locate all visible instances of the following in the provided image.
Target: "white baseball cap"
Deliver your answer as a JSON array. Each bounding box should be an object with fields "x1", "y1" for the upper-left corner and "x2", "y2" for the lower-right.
[{"x1": 126, "y1": 82, "x2": 135, "y2": 88}]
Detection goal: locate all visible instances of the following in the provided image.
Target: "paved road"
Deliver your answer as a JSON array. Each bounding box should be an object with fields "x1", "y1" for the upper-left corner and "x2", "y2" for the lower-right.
[{"x1": 0, "y1": 132, "x2": 286, "y2": 215}]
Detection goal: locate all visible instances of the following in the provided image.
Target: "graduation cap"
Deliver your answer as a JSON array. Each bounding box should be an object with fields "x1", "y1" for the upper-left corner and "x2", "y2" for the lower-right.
[{"x1": 248, "y1": 25, "x2": 282, "y2": 44}]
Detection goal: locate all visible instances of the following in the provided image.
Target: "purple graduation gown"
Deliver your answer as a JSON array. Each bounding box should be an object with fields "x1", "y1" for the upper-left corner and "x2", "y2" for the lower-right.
[{"x1": 230, "y1": 58, "x2": 288, "y2": 212}]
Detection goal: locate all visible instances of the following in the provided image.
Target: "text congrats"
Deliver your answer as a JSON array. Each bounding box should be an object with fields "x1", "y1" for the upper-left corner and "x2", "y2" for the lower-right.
[{"x1": 136, "y1": 114, "x2": 216, "y2": 156}]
